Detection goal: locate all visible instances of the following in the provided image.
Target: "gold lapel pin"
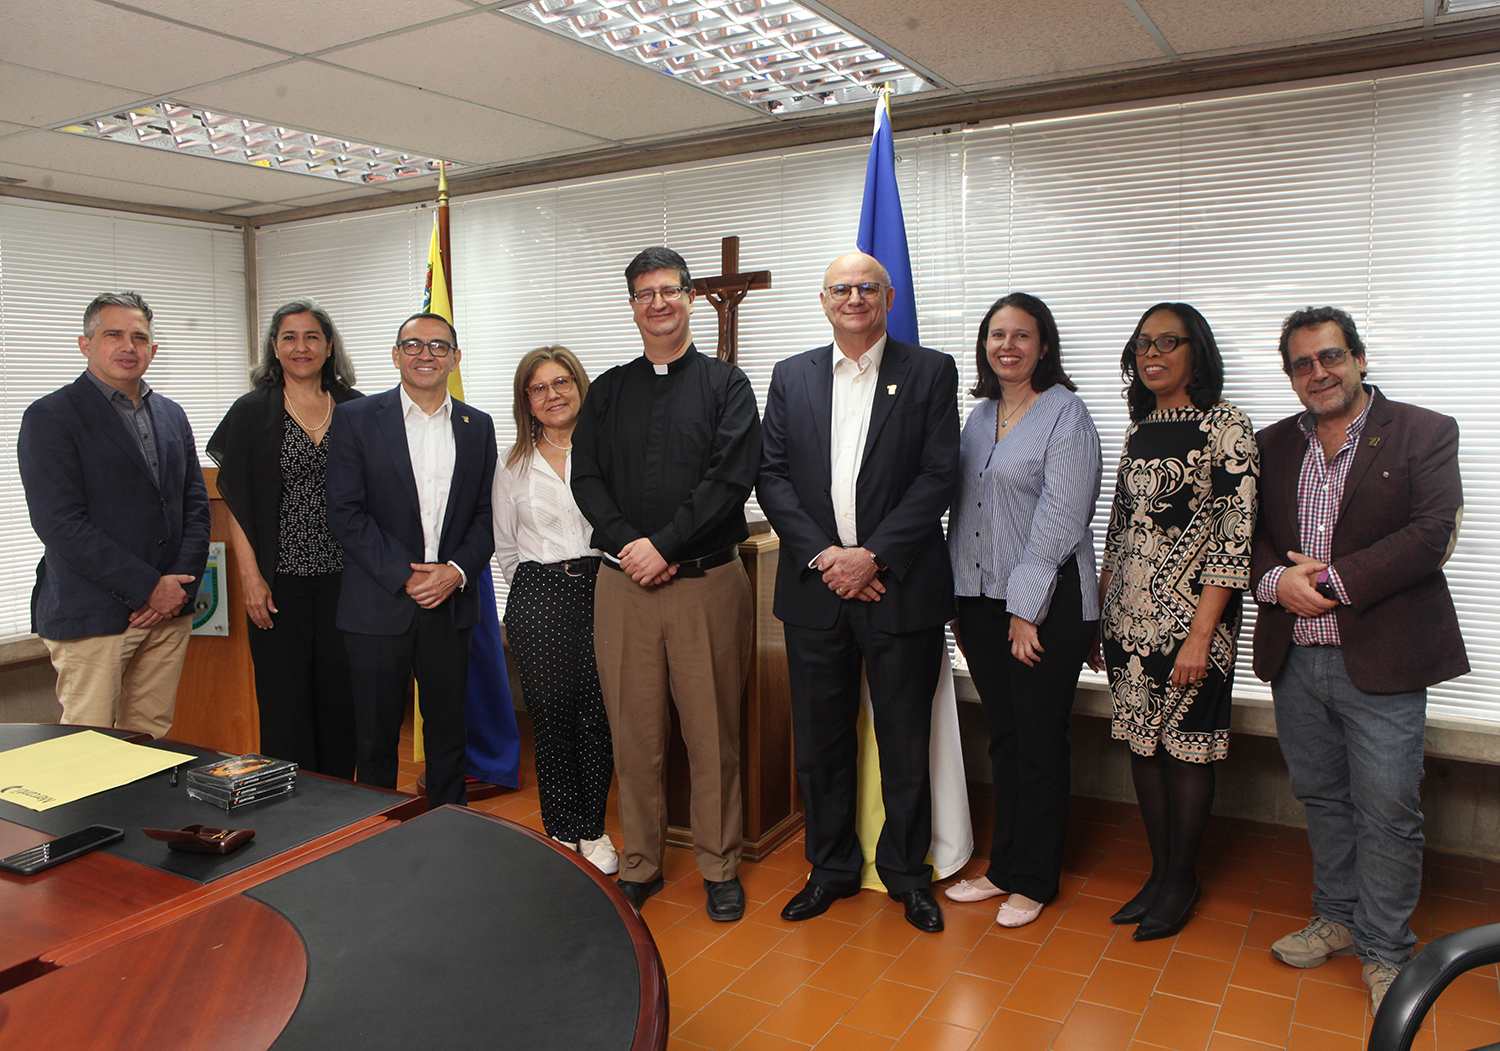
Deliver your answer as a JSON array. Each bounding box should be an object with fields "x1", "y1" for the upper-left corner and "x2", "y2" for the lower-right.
[
  {"x1": 887, "y1": 384, "x2": 897, "y2": 395},
  {"x1": 462, "y1": 415, "x2": 470, "y2": 423},
  {"x1": 1368, "y1": 436, "x2": 1381, "y2": 447}
]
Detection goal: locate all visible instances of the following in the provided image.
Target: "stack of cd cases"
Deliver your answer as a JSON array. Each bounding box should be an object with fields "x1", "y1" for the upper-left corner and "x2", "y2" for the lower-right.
[{"x1": 185, "y1": 754, "x2": 298, "y2": 810}]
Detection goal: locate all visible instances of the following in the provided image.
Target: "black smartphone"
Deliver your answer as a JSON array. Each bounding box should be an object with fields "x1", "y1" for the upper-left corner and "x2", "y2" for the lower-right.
[{"x1": 0, "y1": 824, "x2": 124, "y2": 876}]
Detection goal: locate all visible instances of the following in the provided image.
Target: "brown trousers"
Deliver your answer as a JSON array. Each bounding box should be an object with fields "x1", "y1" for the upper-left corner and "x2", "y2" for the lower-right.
[
  {"x1": 44, "y1": 616, "x2": 192, "y2": 738},
  {"x1": 593, "y1": 557, "x2": 752, "y2": 882}
]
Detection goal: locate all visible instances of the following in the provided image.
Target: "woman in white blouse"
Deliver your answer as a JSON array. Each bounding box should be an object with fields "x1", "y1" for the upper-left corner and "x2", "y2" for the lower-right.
[
  {"x1": 493, "y1": 346, "x2": 616, "y2": 874},
  {"x1": 944, "y1": 293, "x2": 1103, "y2": 928}
]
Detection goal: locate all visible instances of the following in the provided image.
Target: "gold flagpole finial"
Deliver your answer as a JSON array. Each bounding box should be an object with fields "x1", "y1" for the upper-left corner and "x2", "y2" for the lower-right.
[{"x1": 437, "y1": 161, "x2": 449, "y2": 204}]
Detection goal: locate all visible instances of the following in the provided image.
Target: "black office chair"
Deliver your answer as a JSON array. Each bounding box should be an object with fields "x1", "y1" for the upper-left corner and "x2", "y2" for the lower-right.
[{"x1": 1368, "y1": 922, "x2": 1500, "y2": 1051}]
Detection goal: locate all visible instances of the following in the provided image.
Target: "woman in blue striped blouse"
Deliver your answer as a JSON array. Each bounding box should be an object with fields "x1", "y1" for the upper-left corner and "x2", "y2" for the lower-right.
[{"x1": 944, "y1": 292, "x2": 1103, "y2": 929}]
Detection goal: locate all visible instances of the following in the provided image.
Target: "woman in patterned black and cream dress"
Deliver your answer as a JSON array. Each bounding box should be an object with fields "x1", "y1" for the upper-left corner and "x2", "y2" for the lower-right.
[
  {"x1": 493, "y1": 346, "x2": 617, "y2": 874},
  {"x1": 1094, "y1": 302, "x2": 1258, "y2": 942}
]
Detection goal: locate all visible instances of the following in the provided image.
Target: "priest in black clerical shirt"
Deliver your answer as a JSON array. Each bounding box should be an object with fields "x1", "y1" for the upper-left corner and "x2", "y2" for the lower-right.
[{"x1": 572, "y1": 245, "x2": 762, "y2": 922}]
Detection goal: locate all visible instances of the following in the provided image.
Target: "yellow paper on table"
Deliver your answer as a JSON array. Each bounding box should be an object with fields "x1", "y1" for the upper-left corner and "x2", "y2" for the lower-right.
[{"x1": 0, "y1": 731, "x2": 194, "y2": 811}]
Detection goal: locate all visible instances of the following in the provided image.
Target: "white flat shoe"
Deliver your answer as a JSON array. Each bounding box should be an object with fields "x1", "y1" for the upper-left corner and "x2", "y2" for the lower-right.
[
  {"x1": 944, "y1": 878, "x2": 1005, "y2": 903},
  {"x1": 551, "y1": 836, "x2": 578, "y2": 850},
  {"x1": 580, "y1": 834, "x2": 619, "y2": 875},
  {"x1": 995, "y1": 899, "x2": 1044, "y2": 928}
]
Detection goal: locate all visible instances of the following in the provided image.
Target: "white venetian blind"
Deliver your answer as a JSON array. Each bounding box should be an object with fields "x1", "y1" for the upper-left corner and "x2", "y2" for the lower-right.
[
  {"x1": 250, "y1": 58, "x2": 1500, "y2": 723},
  {"x1": 0, "y1": 198, "x2": 248, "y2": 638}
]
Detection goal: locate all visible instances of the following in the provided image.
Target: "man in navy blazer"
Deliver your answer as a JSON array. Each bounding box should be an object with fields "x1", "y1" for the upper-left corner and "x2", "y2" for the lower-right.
[
  {"x1": 326, "y1": 312, "x2": 497, "y2": 806},
  {"x1": 758, "y1": 252, "x2": 960, "y2": 933},
  {"x1": 19, "y1": 292, "x2": 210, "y2": 738},
  {"x1": 1250, "y1": 306, "x2": 1467, "y2": 1013}
]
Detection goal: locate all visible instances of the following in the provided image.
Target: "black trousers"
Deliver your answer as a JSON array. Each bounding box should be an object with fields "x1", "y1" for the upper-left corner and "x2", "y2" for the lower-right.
[
  {"x1": 246, "y1": 572, "x2": 356, "y2": 778},
  {"x1": 957, "y1": 556, "x2": 1095, "y2": 903},
  {"x1": 504, "y1": 561, "x2": 613, "y2": 843},
  {"x1": 785, "y1": 604, "x2": 943, "y2": 894},
  {"x1": 344, "y1": 604, "x2": 471, "y2": 807}
]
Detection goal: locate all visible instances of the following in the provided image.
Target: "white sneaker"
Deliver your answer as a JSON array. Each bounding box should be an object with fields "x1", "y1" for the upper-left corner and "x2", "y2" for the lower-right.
[
  {"x1": 551, "y1": 836, "x2": 578, "y2": 851},
  {"x1": 579, "y1": 834, "x2": 619, "y2": 875}
]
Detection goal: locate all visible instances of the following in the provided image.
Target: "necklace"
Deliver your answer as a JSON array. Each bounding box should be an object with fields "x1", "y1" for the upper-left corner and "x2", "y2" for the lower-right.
[
  {"x1": 541, "y1": 431, "x2": 573, "y2": 451},
  {"x1": 998, "y1": 391, "x2": 1035, "y2": 430},
  {"x1": 286, "y1": 390, "x2": 333, "y2": 433}
]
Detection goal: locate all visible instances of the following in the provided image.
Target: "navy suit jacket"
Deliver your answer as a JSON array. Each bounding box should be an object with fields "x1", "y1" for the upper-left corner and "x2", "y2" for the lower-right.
[
  {"x1": 19, "y1": 373, "x2": 211, "y2": 640},
  {"x1": 1250, "y1": 388, "x2": 1468, "y2": 693},
  {"x1": 325, "y1": 386, "x2": 496, "y2": 637},
  {"x1": 758, "y1": 338, "x2": 960, "y2": 634}
]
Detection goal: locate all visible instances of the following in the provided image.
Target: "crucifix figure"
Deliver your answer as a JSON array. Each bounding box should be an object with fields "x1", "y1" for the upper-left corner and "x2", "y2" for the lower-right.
[{"x1": 692, "y1": 236, "x2": 772, "y2": 366}]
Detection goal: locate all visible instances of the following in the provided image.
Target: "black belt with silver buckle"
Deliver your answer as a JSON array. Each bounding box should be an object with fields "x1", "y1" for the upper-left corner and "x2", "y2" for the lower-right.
[
  {"x1": 599, "y1": 546, "x2": 739, "y2": 577},
  {"x1": 531, "y1": 557, "x2": 600, "y2": 577}
]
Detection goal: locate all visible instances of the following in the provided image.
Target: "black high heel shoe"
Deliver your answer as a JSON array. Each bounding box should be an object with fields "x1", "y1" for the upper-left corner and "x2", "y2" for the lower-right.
[
  {"x1": 1132, "y1": 879, "x2": 1201, "y2": 941},
  {"x1": 1111, "y1": 898, "x2": 1150, "y2": 925}
]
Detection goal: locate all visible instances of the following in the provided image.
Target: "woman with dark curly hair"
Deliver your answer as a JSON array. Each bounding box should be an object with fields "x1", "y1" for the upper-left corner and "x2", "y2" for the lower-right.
[
  {"x1": 207, "y1": 298, "x2": 362, "y2": 775},
  {"x1": 1094, "y1": 302, "x2": 1258, "y2": 940}
]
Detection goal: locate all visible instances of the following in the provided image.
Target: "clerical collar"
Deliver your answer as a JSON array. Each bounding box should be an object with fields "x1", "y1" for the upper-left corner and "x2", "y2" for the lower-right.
[{"x1": 646, "y1": 344, "x2": 698, "y2": 376}]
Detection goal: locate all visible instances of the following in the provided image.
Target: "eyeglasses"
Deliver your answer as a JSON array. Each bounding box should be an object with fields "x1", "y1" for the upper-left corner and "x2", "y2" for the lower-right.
[
  {"x1": 526, "y1": 375, "x2": 575, "y2": 401},
  {"x1": 1286, "y1": 347, "x2": 1351, "y2": 376},
  {"x1": 824, "y1": 282, "x2": 888, "y2": 301},
  {"x1": 630, "y1": 286, "x2": 689, "y2": 304},
  {"x1": 397, "y1": 338, "x2": 456, "y2": 357},
  {"x1": 1132, "y1": 334, "x2": 1189, "y2": 355}
]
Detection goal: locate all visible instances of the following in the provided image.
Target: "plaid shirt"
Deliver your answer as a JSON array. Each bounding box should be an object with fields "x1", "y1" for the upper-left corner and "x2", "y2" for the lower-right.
[{"x1": 1255, "y1": 390, "x2": 1374, "y2": 646}]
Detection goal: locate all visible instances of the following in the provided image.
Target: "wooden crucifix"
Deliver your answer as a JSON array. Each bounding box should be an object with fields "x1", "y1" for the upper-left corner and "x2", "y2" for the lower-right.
[{"x1": 692, "y1": 236, "x2": 772, "y2": 365}]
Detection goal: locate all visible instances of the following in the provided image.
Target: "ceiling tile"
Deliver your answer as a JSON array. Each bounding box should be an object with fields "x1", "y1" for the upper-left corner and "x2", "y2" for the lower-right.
[
  {"x1": 820, "y1": 0, "x2": 1162, "y2": 89},
  {"x1": 112, "y1": 0, "x2": 473, "y2": 54},
  {"x1": 0, "y1": 63, "x2": 147, "y2": 129},
  {"x1": 1142, "y1": 0, "x2": 1422, "y2": 54},
  {"x1": 0, "y1": 158, "x2": 251, "y2": 211},
  {"x1": 0, "y1": 0, "x2": 285, "y2": 97},
  {"x1": 325, "y1": 14, "x2": 765, "y2": 143},
  {"x1": 0, "y1": 129, "x2": 342, "y2": 200},
  {"x1": 190, "y1": 61, "x2": 606, "y2": 167}
]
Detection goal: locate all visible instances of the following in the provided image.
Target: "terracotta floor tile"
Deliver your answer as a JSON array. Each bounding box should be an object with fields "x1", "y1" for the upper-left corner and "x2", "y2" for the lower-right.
[
  {"x1": 1083, "y1": 870, "x2": 1149, "y2": 906},
  {"x1": 739, "y1": 864, "x2": 804, "y2": 903},
  {"x1": 1299, "y1": 954, "x2": 1365, "y2": 991},
  {"x1": 881, "y1": 938, "x2": 972, "y2": 991},
  {"x1": 840, "y1": 978, "x2": 935, "y2": 1039},
  {"x1": 1054, "y1": 1002, "x2": 1143, "y2": 1051},
  {"x1": 728, "y1": 952, "x2": 822, "y2": 1006},
  {"x1": 1254, "y1": 879, "x2": 1313, "y2": 920},
  {"x1": 1080, "y1": 958, "x2": 1160, "y2": 1014},
  {"x1": 1204, "y1": 1036, "x2": 1277, "y2": 1051},
  {"x1": 732, "y1": 1031, "x2": 812, "y2": 1051},
  {"x1": 1210, "y1": 858, "x2": 1270, "y2": 895},
  {"x1": 933, "y1": 901, "x2": 999, "y2": 951},
  {"x1": 671, "y1": 958, "x2": 747, "y2": 1013},
  {"x1": 830, "y1": 890, "x2": 896, "y2": 925},
  {"x1": 1003, "y1": 965, "x2": 1089, "y2": 1022},
  {"x1": 1213, "y1": 985, "x2": 1295, "y2": 1047},
  {"x1": 1285, "y1": 1022, "x2": 1364, "y2": 1050},
  {"x1": 1289, "y1": 970, "x2": 1367, "y2": 1035},
  {"x1": 811, "y1": 1024, "x2": 895, "y2": 1051},
  {"x1": 646, "y1": 898, "x2": 698, "y2": 930},
  {"x1": 774, "y1": 918, "x2": 860, "y2": 963},
  {"x1": 667, "y1": 1036, "x2": 709, "y2": 1050},
  {"x1": 890, "y1": 1016, "x2": 979, "y2": 1051},
  {"x1": 1156, "y1": 951, "x2": 1233, "y2": 1005},
  {"x1": 656, "y1": 924, "x2": 720, "y2": 974},
  {"x1": 756, "y1": 985, "x2": 858, "y2": 1045},
  {"x1": 1103, "y1": 924, "x2": 1175, "y2": 970},
  {"x1": 1031, "y1": 927, "x2": 1112, "y2": 976},
  {"x1": 1431, "y1": 895, "x2": 1492, "y2": 935},
  {"x1": 969, "y1": 1008, "x2": 1062, "y2": 1051},
  {"x1": 957, "y1": 931, "x2": 1038, "y2": 984},
  {"x1": 1063, "y1": 847, "x2": 1110, "y2": 878},
  {"x1": 1228, "y1": 945, "x2": 1302, "y2": 999},
  {"x1": 1435, "y1": 1008, "x2": 1500, "y2": 1050},
  {"x1": 1057, "y1": 891, "x2": 1126, "y2": 933},
  {"x1": 1434, "y1": 967, "x2": 1500, "y2": 1020},
  {"x1": 806, "y1": 945, "x2": 896, "y2": 998},
  {"x1": 922, "y1": 973, "x2": 1011, "y2": 1031},
  {"x1": 699, "y1": 917, "x2": 791, "y2": 967},
  {"x1": 1133, "y1": 993, "x2": 1218, "y2": 1051},
  {"x1": 672, "y1": 992, "x2": 774, "y2": 1051},
  {"x1": 1106, "y1": 839, "x2": 1156, "y2": 874},
  {"x1": 1171, "y1": 916, "x2": 1246, "y2": 964},
  {"x1": 1195, "y1": 886, "x2": 1257, "y2": 927},
  {"x1": 846, "y1": 908, "x2": 925, "y2": 954}
]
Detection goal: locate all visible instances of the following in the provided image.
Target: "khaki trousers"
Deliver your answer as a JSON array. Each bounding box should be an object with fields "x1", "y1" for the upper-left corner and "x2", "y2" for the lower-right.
[
  {"x1": 44, "y1": 616, "x2": 192, "y2": 739},
  {"x1": 594, "y1": 557, "x2": 752, "y2": 882}
]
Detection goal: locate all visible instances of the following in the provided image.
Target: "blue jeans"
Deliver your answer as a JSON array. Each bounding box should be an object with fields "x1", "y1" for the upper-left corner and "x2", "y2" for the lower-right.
[{"x1": 1273, "y1": 645, "x2": 1426, "y2": 963}]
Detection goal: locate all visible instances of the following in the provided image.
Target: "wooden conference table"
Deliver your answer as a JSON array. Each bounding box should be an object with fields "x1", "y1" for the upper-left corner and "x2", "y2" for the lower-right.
[{"x1": 0, "y1": 725, "x2": 667, "y2": 1051}]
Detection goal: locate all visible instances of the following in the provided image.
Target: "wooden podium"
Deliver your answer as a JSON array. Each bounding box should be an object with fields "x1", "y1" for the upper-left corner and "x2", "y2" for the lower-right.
[{"x1": 663, "y1": 531, "x2": 803, "y2": 861}]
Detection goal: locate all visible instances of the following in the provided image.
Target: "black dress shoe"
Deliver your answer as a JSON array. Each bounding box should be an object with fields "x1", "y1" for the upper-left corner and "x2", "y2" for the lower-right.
[
  {"x1": 1110, "y1": 899, "x2": 1150, "y2": 925},
  {"x1": 1133, "y1": 879, "x2": 1201, "y2": 941},
  {"x1": 780, "y1": 881, "x2": 859, "y2": 921},
  {"x1": 617, "y1": 876, "x2": 664, "y2": 910},
  {"x1": 890, "y1": 888, "x2": 945, "y2": 933},
  {"x1": 705, "y1": 877, "x2": 745, "y2": 922}
]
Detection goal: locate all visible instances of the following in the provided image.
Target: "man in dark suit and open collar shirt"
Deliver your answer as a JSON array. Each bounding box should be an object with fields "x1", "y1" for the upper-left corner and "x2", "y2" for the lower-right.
[
  {"x1": 757, "y1": 251, "x2": 960, "y2": 933},
  {"x1": 326, "y1": 312, "x2": 497, "y2": 808},
  {"x1": 19, "y1": 292, "x2": 210, "y2": 739},
  {"x1": 1251, "y1": 306, "x2": 1467, "y2": 1015}
]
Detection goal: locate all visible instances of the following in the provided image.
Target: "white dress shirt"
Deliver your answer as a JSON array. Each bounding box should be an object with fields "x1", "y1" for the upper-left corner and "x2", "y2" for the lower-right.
[
  {"x1": 399, "y1": 386, "x2": 458, "y2": 571},
  {"x1": 492, "y1": 446, "x2": 600, "y2": 583},
  {"x1": 829, "y1": 335, "x2": 886, "y2": 547}
]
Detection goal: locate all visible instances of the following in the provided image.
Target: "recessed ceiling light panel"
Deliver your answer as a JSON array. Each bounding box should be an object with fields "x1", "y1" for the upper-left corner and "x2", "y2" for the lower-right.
[
  {"x1": 503, "y1": 0, "x2": 932, "y2": 114},
  {"x1": 56, "y1": 102, "x2": 455, "y2": 185}
]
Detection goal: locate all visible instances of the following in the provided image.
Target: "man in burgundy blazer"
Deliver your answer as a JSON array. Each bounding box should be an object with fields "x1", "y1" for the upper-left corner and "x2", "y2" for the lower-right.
[{"x1": 1250, "y1": 306, "x2": 1466, "y2": 1014}]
